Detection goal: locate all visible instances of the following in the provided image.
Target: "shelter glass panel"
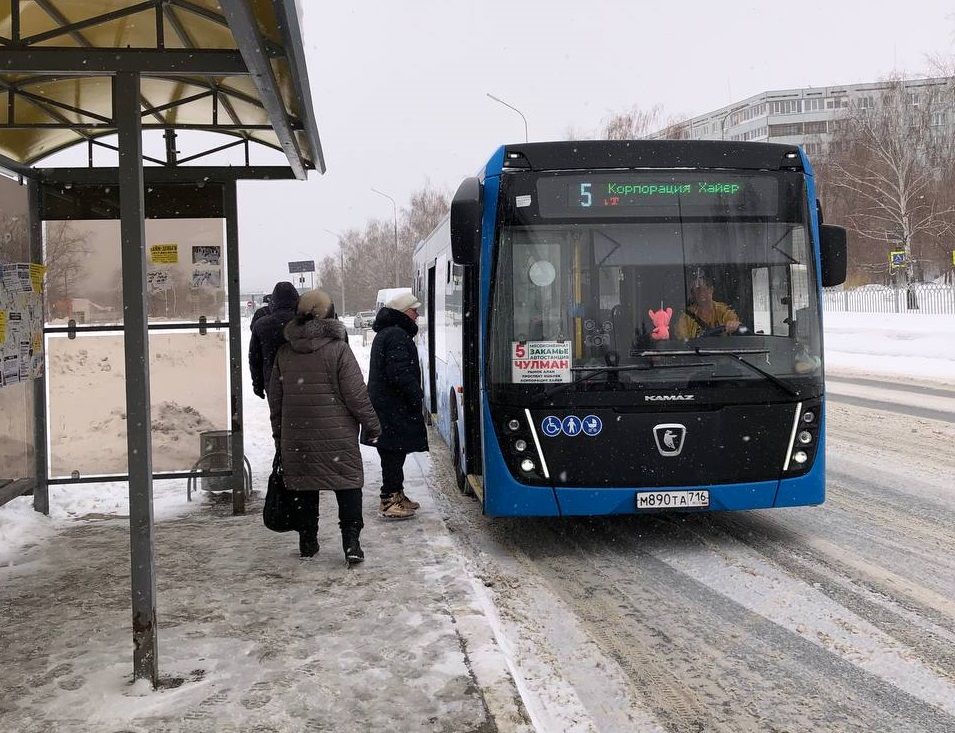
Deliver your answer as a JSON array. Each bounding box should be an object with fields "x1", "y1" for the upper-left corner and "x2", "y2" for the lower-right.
[
  {"x1": 44, "y1": 219, "x2": 227, "y2": 325},
  {"x1": 0, "y1": 176, "x2": 38, "y2": 486},
  {"x1": 46, "y1": 330, "x2": 229, "y2": 479}
]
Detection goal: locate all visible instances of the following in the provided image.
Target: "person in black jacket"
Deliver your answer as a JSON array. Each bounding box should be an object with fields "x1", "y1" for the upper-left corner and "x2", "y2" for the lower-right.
[
  {"x1": 368, "y1": 292, "x2": 428, "y2": 519},
  {"x1": 249, "y1": 293, "x2": 271, "y2": 330},
  {"x1": 249, "y1": 281, "x2": 299, "y2": 399}
]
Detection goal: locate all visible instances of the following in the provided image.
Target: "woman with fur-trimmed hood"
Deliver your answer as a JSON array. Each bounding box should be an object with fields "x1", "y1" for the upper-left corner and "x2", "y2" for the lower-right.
[{"x1": 269, "y1": 289, "x2": 380, "y2": 562}]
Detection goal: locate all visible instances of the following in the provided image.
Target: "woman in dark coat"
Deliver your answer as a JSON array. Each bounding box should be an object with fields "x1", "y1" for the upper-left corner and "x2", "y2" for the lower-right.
[
  {"x1": 269, "y1": 289, "x2": 380, "y2": 561},
  {"x1": 368, "y1": 292, "x2": 428, "y2": 519}
]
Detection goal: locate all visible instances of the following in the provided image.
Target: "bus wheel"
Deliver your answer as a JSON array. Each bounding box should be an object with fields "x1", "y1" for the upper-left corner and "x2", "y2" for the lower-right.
[{"x1": 451, "y1": 423, "x2": 471, "y2": 496}]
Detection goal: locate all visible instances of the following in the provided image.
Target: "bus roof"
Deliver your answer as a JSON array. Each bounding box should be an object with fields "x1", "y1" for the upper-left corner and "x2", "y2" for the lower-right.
[{"x1": 488, "y1": 140, "x2": 806, "y2": 175}]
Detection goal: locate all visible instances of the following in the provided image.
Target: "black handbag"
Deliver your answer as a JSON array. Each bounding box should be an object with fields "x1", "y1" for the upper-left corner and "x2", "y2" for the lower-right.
[{"x1": 263, "y1": 455, "x2": 298, "y2": 533}]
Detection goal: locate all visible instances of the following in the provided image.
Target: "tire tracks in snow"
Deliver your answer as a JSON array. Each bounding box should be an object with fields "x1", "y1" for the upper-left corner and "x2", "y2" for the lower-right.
[
  {"x1": 540, "y1": 517, "x2": 955, "y2": 733},
  {"x1": 694, "y1": 510, "x2": 955, "y2": 688}
]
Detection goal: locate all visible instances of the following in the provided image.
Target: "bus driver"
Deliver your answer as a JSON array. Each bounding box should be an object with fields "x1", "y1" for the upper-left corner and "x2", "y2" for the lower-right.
[{"x1": 674, "y1": 269, "x2": 741, "y2": 339}]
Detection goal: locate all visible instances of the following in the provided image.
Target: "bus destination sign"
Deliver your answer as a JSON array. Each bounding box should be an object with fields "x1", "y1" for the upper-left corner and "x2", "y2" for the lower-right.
[{"x1": 536, "y1": 173, "x2": 779, "y2": 218}]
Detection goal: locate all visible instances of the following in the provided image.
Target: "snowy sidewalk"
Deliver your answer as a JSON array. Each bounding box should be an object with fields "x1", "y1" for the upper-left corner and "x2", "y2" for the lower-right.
[
  {"x1": 0, "y1": 328, "x2": 530, "y2": 732},
  {"x1": 0, "y1": 448, "x2": 531, "y2": 732}
]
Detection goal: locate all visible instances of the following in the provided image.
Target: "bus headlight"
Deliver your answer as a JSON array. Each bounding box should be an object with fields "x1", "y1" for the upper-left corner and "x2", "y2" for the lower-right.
[
  {"x1": 507, "y1": 419, "x2": 521, "y2": 432},
  {"x1": 798, "y1": 430, "x2": 812, "y2": 445},
  {"x1": 514, "y1": 439, "x2": 528, "y2": 452},
  {"x1": 802, "y1": 411, "x2": 815, "y2": 423},
  {"x1": 520, "y1": 458, "x2": 535, "y2": 472},
  {"x1": 792, "y1": 451, "x2": 808, "y2": 465}
]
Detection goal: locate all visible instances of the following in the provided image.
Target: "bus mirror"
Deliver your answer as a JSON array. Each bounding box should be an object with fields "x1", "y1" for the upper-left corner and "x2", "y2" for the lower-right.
[
  {"x1": 451, "y1": 176, "x2": 482, "y2": 265},
  {"x1": 820, "y1": 224, "x2": 847, "y2": 287}
]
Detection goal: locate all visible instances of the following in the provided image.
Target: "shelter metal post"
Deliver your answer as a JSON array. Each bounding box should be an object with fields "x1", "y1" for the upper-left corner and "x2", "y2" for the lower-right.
[
  {"x1": 115, "y1": 71, "x2": 159, "y2": 686},
  {"x1": 28, "y1": 178, "x2": 49, "y2": 515},
  {"x1": 225, "y1": 181, "x2": 245, "y2": 514}
]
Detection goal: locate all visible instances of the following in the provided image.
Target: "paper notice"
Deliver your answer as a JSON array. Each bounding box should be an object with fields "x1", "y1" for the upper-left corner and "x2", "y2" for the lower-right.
[
  {"x1": 2, "y1": 352, "x2": 19, "y2": 386},
  {"x1": 1, "y1": 263, "x2": 32, "y2": 293},
  {"x1": 192, "y1": 245, "x2": 221, "y2": 266},
  {"x1": 146, "y1": 269, "x2": 172, "y2": 293},
  {"x1": 191, "y1": 268, "x2": 222, "y2": 289},
  {"x1": 511, "y1": 341, "x2": 572, "y2": 383},
  {"x1": 29, "y1": 263, "x2": 46, "y2": 293},
  {"x1": 149, "y1": 243, "x2": 179, "y2": 264}
]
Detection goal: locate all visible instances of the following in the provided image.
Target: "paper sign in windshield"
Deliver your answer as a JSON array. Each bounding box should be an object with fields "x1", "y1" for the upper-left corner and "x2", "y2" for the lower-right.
[{"x1": 511, "y1": 341, "x2": 571, "y2": 383}]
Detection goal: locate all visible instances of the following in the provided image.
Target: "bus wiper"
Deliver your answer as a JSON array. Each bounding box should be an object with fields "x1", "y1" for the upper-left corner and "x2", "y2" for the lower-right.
[
  {"x1": 532, "y1": 362, "x2": 712, "y2": 403},
  {"x1": 691, "y1": 347, "x2": 800, "y2": 398}
]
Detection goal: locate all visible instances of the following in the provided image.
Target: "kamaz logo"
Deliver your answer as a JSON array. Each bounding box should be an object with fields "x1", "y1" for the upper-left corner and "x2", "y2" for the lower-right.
[{"x1": 644, "y1": 395, "x2": 695, "y2": 402}]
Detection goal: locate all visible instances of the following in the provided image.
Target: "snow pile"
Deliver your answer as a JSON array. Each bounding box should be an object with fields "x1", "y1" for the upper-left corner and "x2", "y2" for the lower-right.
[
  {"x1": 46, "y1": 333, "x2": 228, "y2": 476},
  {"x1": 824, "y1": 311, "x2": 955, "y2": 384},
  {"x1": 0, "y1": 480, "x2": 199, "y2": 568}
]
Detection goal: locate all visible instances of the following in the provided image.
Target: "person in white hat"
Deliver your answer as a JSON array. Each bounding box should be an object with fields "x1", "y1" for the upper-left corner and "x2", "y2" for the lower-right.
[{"x1": 367, "y1": 291, "x2": 428, "y2": 519}]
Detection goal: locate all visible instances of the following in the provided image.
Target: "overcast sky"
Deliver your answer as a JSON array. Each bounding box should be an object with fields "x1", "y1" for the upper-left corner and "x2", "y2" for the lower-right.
[{"x1": 224, "y1": 2, "x2": 950, "y2": 293}]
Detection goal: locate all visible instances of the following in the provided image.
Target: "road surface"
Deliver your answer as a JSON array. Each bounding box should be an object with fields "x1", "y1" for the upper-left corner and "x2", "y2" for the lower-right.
[{"x1": 428, "y1": 376, "x2": 955, "y2": 732}]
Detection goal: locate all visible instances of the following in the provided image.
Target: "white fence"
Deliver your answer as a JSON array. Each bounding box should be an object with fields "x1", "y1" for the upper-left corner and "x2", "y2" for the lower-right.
[{"x1": 822, "y1": 283, "x2": 955, "y2": 315}]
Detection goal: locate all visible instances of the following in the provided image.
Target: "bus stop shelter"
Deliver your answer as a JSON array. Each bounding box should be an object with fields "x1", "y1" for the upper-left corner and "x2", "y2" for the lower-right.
[{"x1": 0, "y1": 0, "x2": 323, "y2": 685}]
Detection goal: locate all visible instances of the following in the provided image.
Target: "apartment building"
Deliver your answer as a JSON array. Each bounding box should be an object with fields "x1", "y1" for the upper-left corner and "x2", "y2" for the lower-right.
[{"x1": 660, "y1": 76, "x2": 955, "y2": 157}]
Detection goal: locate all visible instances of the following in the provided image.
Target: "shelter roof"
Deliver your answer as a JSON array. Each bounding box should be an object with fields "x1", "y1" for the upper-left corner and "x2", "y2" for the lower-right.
[{"x1": 0, "y1": 0, "x2": 323, "y2": 177}]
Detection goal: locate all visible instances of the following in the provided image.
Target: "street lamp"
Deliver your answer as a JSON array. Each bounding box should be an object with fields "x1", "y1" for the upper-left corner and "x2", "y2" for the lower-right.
[
  {"x1": 487, "y1": 92, "x2": 528, "y2": 142},
  {"x1": 371, "y1": 187, "x2": 399, "y2": 287},
  {"x1": 323, "y1": 228, "x2": 346, "y2": 315}
]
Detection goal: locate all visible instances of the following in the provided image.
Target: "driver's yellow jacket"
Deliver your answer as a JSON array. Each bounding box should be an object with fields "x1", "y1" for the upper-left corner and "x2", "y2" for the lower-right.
[{"x1": 674, "y1": 301, "x2": 739, "y2": 340}]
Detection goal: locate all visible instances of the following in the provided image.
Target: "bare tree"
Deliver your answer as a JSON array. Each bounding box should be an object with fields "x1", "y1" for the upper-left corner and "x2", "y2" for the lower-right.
[
  {"x1": 43, "y1": 221, "x2": 92, "y2": 314},
  {"x1": 659, "y1": 115, "x2": 691, "y2": 140},
  {"x1": 398, "y1": 185, "x2": 450, "y2": 280},
  {"x1": 823, "y1": 77, "x2": 955, "y2": 293},
  {"x1": 321, "y1": 185, "x2": 448, "y2": 312},
  {"x1": 599, "y1": 105, "x2": 662, "y2": 140}
]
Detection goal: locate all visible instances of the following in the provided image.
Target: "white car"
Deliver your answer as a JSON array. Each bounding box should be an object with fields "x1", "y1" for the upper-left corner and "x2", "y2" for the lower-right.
[{"x1": 354, "y1": 310, "x2": 376, "y2": 329}]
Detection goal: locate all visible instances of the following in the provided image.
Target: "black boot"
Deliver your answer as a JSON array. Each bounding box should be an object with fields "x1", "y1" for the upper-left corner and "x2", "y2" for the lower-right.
[
  {"x1": 299, "y1": 532, "x2": 319, "y2": 558},
  {"x1": 341, "y1": 521, "x2": 364, "y2": 566}
]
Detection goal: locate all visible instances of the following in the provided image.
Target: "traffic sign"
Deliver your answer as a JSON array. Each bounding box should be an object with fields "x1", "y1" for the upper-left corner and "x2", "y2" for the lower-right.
[
  {"x1": 288, "y1": 260, "x2": 315, "y2": 273},
  {"x1": 889, "y1": 250, "x2": 905, "y2": 269}
]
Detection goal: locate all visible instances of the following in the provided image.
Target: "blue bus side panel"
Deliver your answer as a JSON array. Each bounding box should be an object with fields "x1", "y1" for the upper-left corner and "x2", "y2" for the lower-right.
[
  {"x1": 482, "y1": 398, "x2": 561, "y2": 517},
  {"x1": 774, "y1": 404, "x2": 827, "y2": 507},
  {"x1": 477, "y1": 167, "x2": 503, "y2": 513}
]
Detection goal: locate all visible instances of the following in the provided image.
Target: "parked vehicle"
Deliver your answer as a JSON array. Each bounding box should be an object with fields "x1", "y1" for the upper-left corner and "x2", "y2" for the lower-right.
[{"x1": 354, "y1": 310, "x2": 376, "y2": 329}]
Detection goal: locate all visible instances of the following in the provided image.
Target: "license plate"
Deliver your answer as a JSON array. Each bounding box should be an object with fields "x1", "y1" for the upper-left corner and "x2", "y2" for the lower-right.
[{"x1": 635, "y1": 490, "x2": 709, "y2": 510}]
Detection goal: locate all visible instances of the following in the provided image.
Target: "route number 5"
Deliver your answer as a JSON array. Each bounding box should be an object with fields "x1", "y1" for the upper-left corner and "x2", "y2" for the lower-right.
[{"x1": 579, "y1": 183, "x2": 592, "y2": 208}]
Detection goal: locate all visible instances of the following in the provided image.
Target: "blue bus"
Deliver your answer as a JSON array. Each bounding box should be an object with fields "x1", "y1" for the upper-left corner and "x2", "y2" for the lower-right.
[{"x1": 413, "y1": 141, "x2": 846, "y2": 517}]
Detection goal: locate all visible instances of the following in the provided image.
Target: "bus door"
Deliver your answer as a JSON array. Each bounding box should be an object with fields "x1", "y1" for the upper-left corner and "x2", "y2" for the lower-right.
[{"x1": 427, "y1": 263, "x2": 438, "y2": 415}]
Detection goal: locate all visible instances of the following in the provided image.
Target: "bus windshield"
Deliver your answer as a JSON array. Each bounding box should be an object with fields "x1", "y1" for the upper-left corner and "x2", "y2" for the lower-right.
[{"x1": 488, "y1": 171, "x2": 822, "y2": 403}]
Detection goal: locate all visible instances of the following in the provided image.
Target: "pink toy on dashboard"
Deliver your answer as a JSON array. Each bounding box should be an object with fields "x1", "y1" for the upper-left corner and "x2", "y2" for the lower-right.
[{"x1": 648, "y1": 307, "x2": 672, "y2": 340}]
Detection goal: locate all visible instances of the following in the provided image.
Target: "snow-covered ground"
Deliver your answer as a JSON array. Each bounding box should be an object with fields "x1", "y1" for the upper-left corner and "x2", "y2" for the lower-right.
[
  {"x1": 1, "y1": 310, "x2": 953, "y2": 731},
  {"x1": 824, "y1": 311, "x2": 955, "y2": 385},
  {"x1": 0, "y1": 322, "x2": 532, "y2": 731}
]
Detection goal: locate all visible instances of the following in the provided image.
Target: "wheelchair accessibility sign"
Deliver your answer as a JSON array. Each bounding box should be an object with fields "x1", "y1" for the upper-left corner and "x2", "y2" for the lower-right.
[
  {"x1": 541, "y1": 416, "x2": 562, "y2": 437},
  {"x1": 540, "y1": 415, "x2": 602, "y2": 437}
]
